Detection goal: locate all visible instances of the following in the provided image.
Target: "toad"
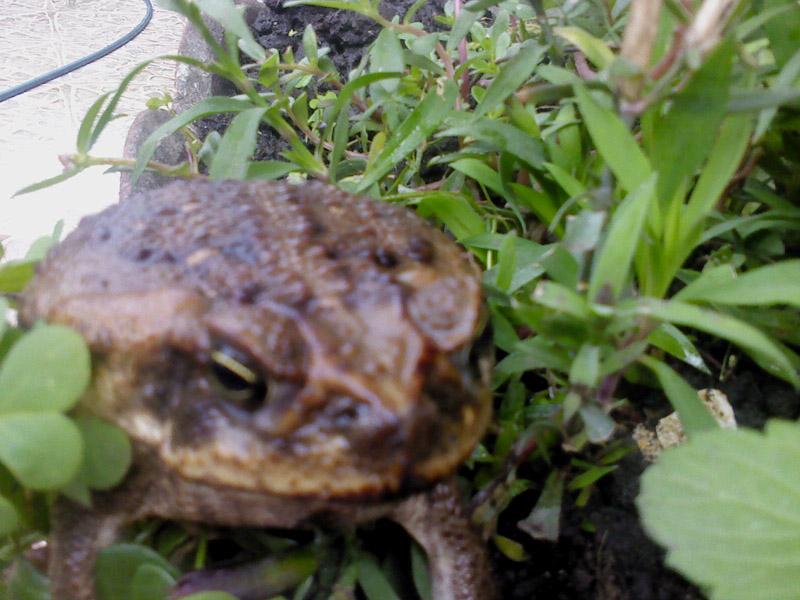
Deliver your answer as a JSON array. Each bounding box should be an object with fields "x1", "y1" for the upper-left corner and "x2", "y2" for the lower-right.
[{"x1": 19, "y1": 180, "x2": 494, "y2": 600}]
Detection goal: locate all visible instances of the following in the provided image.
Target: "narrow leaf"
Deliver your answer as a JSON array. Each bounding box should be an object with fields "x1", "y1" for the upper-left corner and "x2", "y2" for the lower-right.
[
  {"x1": 638, "y1": 356, "x2": 718, "y2": 435},
  {"x1": 589, "y1": 174, "x2": 657, "y2": 300},
  {"x1": 554, "y1": 26, "x2": 615, "y2": 69},
  {"x1": 357, "y1": 87, "x2": 453, "y2": 191},
  {"x1": 573, "y1": 83, "x2": 651, "y2": 192},
  {"x1": 208, "y1": 107, "x2": 267, "y2": 180},
  {"x1": 473, "y1": 42, "x2": 547, "y2": 120},
  {"x1": 194, "y1": 0, "x2": 266, "y2": 61},
  {"x1": 638, "y1": 298, "x2": 800, "y2": 386}
]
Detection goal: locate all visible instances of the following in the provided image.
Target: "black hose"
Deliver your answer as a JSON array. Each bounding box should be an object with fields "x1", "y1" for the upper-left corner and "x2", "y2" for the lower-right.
[{"x1": 0, "y1": 0, "x2": 153, "y2": 104}]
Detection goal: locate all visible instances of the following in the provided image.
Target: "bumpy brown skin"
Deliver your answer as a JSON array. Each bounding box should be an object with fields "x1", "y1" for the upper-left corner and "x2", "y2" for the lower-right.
[{"x1": 20, "y1": 180, "x2": 494, "y2": 600}]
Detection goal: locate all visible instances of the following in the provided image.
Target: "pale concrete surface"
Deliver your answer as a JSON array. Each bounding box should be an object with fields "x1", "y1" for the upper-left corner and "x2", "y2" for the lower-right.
[{"x1": 0, "y1": 0, "x2": 184, "y2": 260}]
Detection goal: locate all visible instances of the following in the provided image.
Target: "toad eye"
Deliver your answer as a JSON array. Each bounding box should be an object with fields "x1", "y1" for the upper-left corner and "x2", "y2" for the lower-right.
[{"x1": 209, "y1": 345, "x2": 268, "y2": 410}]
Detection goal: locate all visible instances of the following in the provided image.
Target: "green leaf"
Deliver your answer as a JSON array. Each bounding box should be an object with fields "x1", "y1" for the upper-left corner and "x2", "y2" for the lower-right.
[
  {"x1": 0, "y1": 325, "x2": 91, "y2": 414},
  {"x1": 246, "y1": 161, "x2": 296, "y2": 180},
  {"x1": 410, "y1": 543, "x2": 432, "y2": 600},
  {"x1": 131, "y1": 564, "x2": 175, "y2": 600},
  {"x1": 0, "y1": 297, "x2": 8, "y2": 340},
  {"x1": 542, "y1": 162, "x2": 585, "y2": 198},
  {"x1": 532, "y1": 281, "x2": 590, "y2": 320},
  {"x1": 649, "y1": 39, "x2": 734, "y2": 205},
  {"x1": 132, "y1": 96, "x2": 255, "y2": 183},
  {"x1": 0, "y1": 325, "x2": 90, "y2": 414},
  {"x1": 357, "y1": 556, "x2": 401, "y2": 600},
  {"x1": 208, "y1": 107, "x2": 268, "y2": 180},
  {"x1": 181, "y1": 593, "x2": 240, "y2": 600},
  {"x1": 638, "y1": 356, "x2": 719, "y2": 436},
  {"x1": 302, "y1": 24, "x2": 318, "y2": 65},
  {"x1": 370, "y1": 28, "x2": 404, "y2": 93},
  {"x1": 0, "y1": 494, "x2": 20, "y2": 535},
  {"x1": 357, "y1": 86, "x2": 454, "y2": 191},
  {"x1": 96, "y1": 544, "x2": 181, "y2": 600},
  {"x1": 640, "y1": 299, "x2": 800, "y2": 386},
  {"x1": 76, "y1": 93, "x2": 111, "y2": 154},
  {"x1": 14, "y1": 167, "x2": 87, "y2": 197},
  {"x1": 570, "y1": 344, "x2": 600, "y2": 387},
  {"x1": 580, "y1": 404, "x2": 616, "y2": 443},
  {"x1": 447, "y1": 2, "x2": 482, "y2": 52},
  {"x1": 492, "y1": 534, "x2": 528, "y2": 561},
  {"x1": 573, "y1": 83, "x2": 651, "y2": 192},
  {"x1": 4, "y1": 559, "x2": 52, "y2": 600},
  {"x1": 0, "y1": 413, "x2": 83, "y2": 489},
  {"x1": 755, "y1": 48, "x2": 800, "y2": 139},
  {"x1": 417, "y1": 194, "x2": 485, "y2": 240},
  {"x1": 647, "y1": 323, "x2": 710, "y2": 375},
  {"x1": 682, "y1": 113, "x2": 753, "y2": 236},
  {"x1": 0, "y1": 261, "x2": 36, "y2": 294},
  {"x1": 675, "y1": 261, "x2": 800, "y2": 309},
  {"x1": 568, "y1": 464, "x2": 616, "y2": 490},
  {"x1": 638, "y1": 420, "x2": 800, "y2": 600},
  {"x1": 517, "y1": 470, "x2": 564, "y2": 541},
  {"x1": 76, "y1": 417, "x2": 132, "y2": 490},
  {"x1": 473, "y1": 41, "x2": 547, "y2": 120},
  {"x1": 554, "y1": 26, "x2": 615, "y2": 70},
  {"x1": 194, "y1": 0, "x2": 266, "y2": 61},
  {"x1": 589, "y1": 174, "x2": 657, "y2": 300},
  {"x1": 440, "y1": 119, "x2": 546, "y2": 169}
]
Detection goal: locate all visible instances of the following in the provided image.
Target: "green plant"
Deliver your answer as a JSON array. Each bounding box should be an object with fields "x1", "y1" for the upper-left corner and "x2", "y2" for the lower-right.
[{"x1": 9, "y1": 0, "x2": 800, "y2": 597}]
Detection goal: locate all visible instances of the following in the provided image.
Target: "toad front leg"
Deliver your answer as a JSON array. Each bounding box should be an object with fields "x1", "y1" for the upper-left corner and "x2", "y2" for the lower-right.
[{"x1": 392, "y1": 479, "x2": 495, "y2": 600}]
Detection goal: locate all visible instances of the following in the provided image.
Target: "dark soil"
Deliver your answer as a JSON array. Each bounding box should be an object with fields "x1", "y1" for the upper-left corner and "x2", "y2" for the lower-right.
[{"x1": 193, "y1": 0, "x2": 446, "y2": 163}]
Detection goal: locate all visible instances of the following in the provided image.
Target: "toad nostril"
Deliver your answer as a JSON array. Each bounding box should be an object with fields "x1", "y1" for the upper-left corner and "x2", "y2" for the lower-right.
[{"x1": 373, "y1": 247, "x2": 399, "y2": 268}]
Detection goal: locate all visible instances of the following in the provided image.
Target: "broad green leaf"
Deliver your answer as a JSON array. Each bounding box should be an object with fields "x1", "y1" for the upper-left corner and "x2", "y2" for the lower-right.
[
  {"x1": 675, "y1": 261, "x2": 800, "y2": 310},
  {"x1": 76, "y1": 417, "x2": 132, "y2": 490},
  {"x1": 131, "y1": 564, "x2": 174, "y2": 600},
  {"x1": 194, "y1": 0, "x2": 266, "y2": 61},
  {"x1": 370, "y1": 28, "x2": 404, "y2": 93},
  {"x1": 357, "y1": 556, "x2": 401, "y2": 600},
  {"x1": 518, "y1": 470, "x2": 564, "y2": 541},
  {"x1": 0, "y1": 260, "x2": 36, "y2": 293},
  {"x1": 554, "y1": 26, "x2": 615, "y2": 70},
  {"x1": 649, "y1": 39, "x2": 734, "y2": 205},
  {"x1": 96, "y1": 544, "x2": 181, "y2": 600},
  {"x1": 570, "y1": 344, "x2": 600, "y2": 387},
  {"x1": 0, "y1": 494, "x2": 20, "y2": 535},
  {"x1": 682, "y1": 113, "x2": 753, "y2": 235},
  {"x1": 440, "y1": 119, "x2": 546, "y2": 168},
  {"x1": 494, "y1": 232, "x2": 517, "y2": 292},
  {"x1": 762, "y1": 0, "x2": 800, "y2": 68},
  {"x1": 579, "y1": 404, "x2": 615, "y2": 443},
  {"x1": 0, "y1": 325, "x2": 91, "y2": 414},
  {"x1": 495, "y1": 336, "x2": 572, "y2": 380},
  {"x1": 589, "y1": 174, "x2": 657, "y2": 300},
  {"x1": 302, "y1": 24, "x2": 318, "y2": 65},
  {"x1": 647, "y1": 323, "x2": 710, "y2": 374},
  {"x1": 638, "y1": 298, "x2": 800, "y2": 386},
  {"x1": 3, "y1": 559, "x2": 52, "y2": 600},
  {"x1": 0, "y1": 325, "x2": 90, "y2": 414},
  {"x1": 532, "y1": 281, "x2": 590, "y2": 320},
  {"x1": 410, "y1": 542, "x2": 432, "y2": 600},
  {"x1": 208, "y1": 107, "x2": 267, "y2": 180},
  {"x1": 450, "y1": 158, "x2": 505, "y2": 197},
  {"x1": 473, "y1": 42, "x2": 547, "y2": 120},
  {"x1": 638, "y1": 420, "x2": 800, "y2": 600},
  {"x1": 573, "y1": 83, "x2": 651, "y2": 192},
  {"x1": 417, "y1": 194, "x2": 484, "y2": 240},
  {"x1": 357, "y1": 85, "x2": 454, "y2": 191},
  {"x1": 0, "y1": 413, "x2": 83, "y2": 489},
  {"x1": 638, "y1": 356, "x2": 718, "y2": 436},
  {"x1": 133, "y1": 96, "x2": 255, "y2": 183}
]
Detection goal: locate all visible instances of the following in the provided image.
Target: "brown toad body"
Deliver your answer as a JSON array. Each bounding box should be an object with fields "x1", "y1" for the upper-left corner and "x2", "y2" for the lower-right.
[{"x1": 19, "y1": 180, "x2": 494, "y2": 600}]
